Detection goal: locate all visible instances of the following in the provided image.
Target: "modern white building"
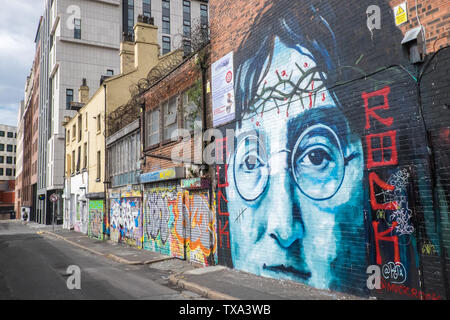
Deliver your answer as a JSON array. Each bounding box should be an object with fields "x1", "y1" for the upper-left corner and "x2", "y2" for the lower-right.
[
  {"x1": 0, "y1": 124, "x2": 18, "y2": 219},
  {"x1": 0, "y1": 124, "x2": 18, "y2": 181},
  {"x1": 37, "y1": 0, "x2": 209, "y2": 225}
]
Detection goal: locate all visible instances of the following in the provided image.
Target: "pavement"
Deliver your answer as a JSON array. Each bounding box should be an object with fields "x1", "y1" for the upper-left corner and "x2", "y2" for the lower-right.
[{"x1": 16, "y1": 220, "x2": 368, "y2": 300}]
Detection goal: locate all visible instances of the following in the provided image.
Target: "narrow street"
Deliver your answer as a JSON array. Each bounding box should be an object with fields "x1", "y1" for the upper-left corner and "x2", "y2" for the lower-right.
[{"x1": 0, "y1": 221, "x2": 203, "y2": 300}]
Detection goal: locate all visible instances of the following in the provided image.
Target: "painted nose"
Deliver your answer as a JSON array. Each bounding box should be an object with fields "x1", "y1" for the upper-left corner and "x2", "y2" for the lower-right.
[{"x1": 265, "y1": 153, "x2": 304, "y2": 248}]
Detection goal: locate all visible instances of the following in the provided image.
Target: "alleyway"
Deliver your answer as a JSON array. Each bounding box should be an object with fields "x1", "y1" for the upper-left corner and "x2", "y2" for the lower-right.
[{"x1": 0, "y1": 221, "x2": 204, "y2": 300}]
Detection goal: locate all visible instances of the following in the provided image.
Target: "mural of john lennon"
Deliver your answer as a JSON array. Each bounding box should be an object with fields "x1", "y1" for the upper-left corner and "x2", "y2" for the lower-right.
[{"x1": 220, "y1": 0, "x2": 406, "y2": 294}]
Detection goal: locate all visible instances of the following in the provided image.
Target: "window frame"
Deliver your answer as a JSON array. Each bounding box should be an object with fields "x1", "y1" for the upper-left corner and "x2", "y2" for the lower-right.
[
  {"x1": 145, "y1": 107, "x2": 160, "y2": 149},
  {"x1": 163, "y1": 96, "x2": 178, "y2": 143},
  {"x1": 66, "y1": 89, "x2": 74, "y2": 109},
  {"x1": 74, "y1": 18, "x2": 81, "y2": 39},
  {"x1": 162, "y1": 36, "x2": 171, "y2": 54}
]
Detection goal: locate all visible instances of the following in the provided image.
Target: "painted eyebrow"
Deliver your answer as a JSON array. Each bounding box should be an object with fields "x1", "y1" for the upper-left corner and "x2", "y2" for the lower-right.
[
  {"x1": 226, "y1": 128, "x2": 268, "y2": 164},
  {"x1": 286, "y1": 106, "x2": 350, "y2": 151}
]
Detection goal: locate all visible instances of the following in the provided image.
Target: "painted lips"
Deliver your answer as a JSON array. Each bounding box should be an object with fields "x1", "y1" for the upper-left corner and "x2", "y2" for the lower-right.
[{"x1": 263, "y1": 263, "x2": 311, "y2": 280}]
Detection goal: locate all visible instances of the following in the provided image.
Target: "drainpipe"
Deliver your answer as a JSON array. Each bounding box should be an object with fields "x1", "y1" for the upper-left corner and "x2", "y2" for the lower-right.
[{"x1": 103, "y1": 83, "x2": 108, "y2": 239}]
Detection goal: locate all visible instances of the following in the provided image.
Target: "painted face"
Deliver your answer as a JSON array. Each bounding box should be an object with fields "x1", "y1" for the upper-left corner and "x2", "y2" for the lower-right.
[{"x1": 226, "y1": 38, "x2": 364, "y2": 289}]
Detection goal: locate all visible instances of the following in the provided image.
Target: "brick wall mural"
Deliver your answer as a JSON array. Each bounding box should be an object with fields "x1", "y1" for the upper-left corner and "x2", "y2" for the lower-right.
[{"x1": 212, "y1": 0, "x2": 449, "y2": 298}]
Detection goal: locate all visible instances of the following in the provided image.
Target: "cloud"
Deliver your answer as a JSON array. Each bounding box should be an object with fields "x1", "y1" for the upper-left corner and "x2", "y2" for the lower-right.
[{"x1": 0, "y1": 0, "x2": 43, "y2": 127}]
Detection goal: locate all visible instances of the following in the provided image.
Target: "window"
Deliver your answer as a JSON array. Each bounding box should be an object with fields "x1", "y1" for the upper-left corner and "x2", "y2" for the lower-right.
[
  {"x1": 162, "y1": 0, "x2": 170, "y2": 34},
  {"x1": 6, "y1": 168, "x2": 12, "y2": 176},
  {"x1": 143, "y1": 0, "x2": 151, "y2": 18},
  {"x1": 183, "y1": 1, "x2": 191, "y2": 37},
  {"x1": 162, "y1": 36, "x2": 170, "y2": 54},
  {"x1": 83, "y1": 142, "x2": 87, "y2": 169},
  {"x1": 162, "y1": 16, "x2": 170, "y2": 34},
  {"x1": 0, "y1": 168, "x2": 3, "y2": 176},
  {"x1": 72, "y1": 124, "x2": 76, "y2": 140},
  {"x1": 127, "y1": 0, "x2": 134, "y2": 35},
  {"x1": 78, "y1": 115, "x2": 82, "y2": 142},
  {"x1": 7, "y1": 132, "x2": 13, "y2": 138},
  {"x1": 97, "y1": 151, "x2": 101, "y2": 180},
  {"x1": 146, "y1": 108, "x2": 160, "y2": 147},
  {"x1": 72, "y1": 150, "x2": 75, "y2": 174},
  {"x1": 163, "y1": 96, "x2": 178, "y2": 141},
  {"x1": 107, "y1": 69, "x2": 114, "y2": 76},
  {"x1": 183, "y1": 82, "x2": 202, "y2": 131},
  {"x1": 77, "y1": 146, "x2": 81, "y2": 172},
  {"x1": 162, "y1": 0, "x2": 170, "y2": 11},
  {"x1": 74, "y1": 19, "x2": 81, "y2": 39},
  {"x1": 0, "y1": 156, "x2": 3, "y2": 163},
  {"x1": 6, "y1": 157, "x2": 12, "y2": 164},
  {"x1": 7, "y1": 145, "x2": 13, "y2": 152},
  {"x1": 0, "y1": 131, "x2": 4, "y2": 137},
  {"x1": 0, "y1": 144, "x2": 3, "y2": 151},
  {"x1": 200, "y1": 4, "x2": 208, "y2": 27},
  {"x1": 85, "y1": 112, "x2": 88, "y2": 131},
  {"x1": 66, "y1": 89, "x2": 74, "y2": 109},
  {"x1": 14, "y1": 145, "x2": 16, "y2": 152},
  {"x1": 67, "y1": 130, "x2": 70, "y2": 144},
  {"x1": 97, "y1": 114, "x2": 101, "y2": 132}
]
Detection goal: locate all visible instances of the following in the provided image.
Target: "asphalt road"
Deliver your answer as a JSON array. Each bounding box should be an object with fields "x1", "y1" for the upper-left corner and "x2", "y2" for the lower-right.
[{"x1": 0, "y1": 222, "x2": 201, "y2": 300}]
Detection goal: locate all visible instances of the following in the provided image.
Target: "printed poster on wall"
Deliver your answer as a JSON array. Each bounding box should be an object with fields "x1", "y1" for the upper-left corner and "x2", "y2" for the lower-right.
[{"x1": 212, "y1": 51, "x2": 235, "y2": 127}]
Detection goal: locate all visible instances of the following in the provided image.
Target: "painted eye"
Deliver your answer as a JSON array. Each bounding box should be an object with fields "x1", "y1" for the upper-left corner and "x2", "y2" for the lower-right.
[
  {"x1": 302, "y1": 148, "x2": 332, "y2": 167},
  {"x1": 291, "y1": 124, "x2": 345, "y2": 200},
  {"x1": 234, "y1": 136, "x2": 269, "y2": 201},
  {"x1": 243, "y1": 154, "x2": 263, "y2": 171}
]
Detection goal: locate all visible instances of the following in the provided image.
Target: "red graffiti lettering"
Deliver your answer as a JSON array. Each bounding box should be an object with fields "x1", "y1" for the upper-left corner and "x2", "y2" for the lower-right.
[
  {"x1": 372, "y1": 220, "x2": 400, "y2": 265},
  {"x1": 366, "y1": 130, "x2": 398, "y2": 168},
  {"x1": 216, "y1": 165, "x2": 229, "y2": 188},
  {"x1": 369, "y1": 172, "x2": 399, "y2": 210},
  {"x1": 378, "y1": 279, "x2": 441, "y2": 300},
  {"x1": 219, "y1": 220, "x2": 230, "y2": 249},
  {"x1": 215, "y1": 137, "x2": 229, "y2": 164},
  {"x1": 217, "y1": 189, "x2": 229, "y2": 217},
  {"x1": 363, "y1": 86, "x2": 394, "y2": 129}
]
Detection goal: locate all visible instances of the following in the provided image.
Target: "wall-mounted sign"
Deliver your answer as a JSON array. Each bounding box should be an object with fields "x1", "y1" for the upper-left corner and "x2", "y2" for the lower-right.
[
  {"x1": 38, "y1": 194, "x2": 46, "y2": 201},
  {"x1": 394, "y1": 2, "x2": 408, "y2": 26},
  {"x1": 49, "y1": 193, "x2": 59, "y2": 203},
  {"x1": 181, "y1": 177, "x2": 210, "y2": 189},
  {"x1": 211, "y1": 51, "x2": 235, "y2": 127},
  {"x1": 121, "y1": 190, "x2": 142, "y2": 198},
  {"x1": 140, "y1": 167, "x2": 185, "y2": 184},
  {"x1": 109, "y1": 192, "x2": 121, "y2": 199}
]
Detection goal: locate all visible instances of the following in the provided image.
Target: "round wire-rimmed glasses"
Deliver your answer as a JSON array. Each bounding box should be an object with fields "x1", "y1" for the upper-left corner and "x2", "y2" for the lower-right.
[{"x1": 233, "y1": 124, "x2": 346, "y2": 201}]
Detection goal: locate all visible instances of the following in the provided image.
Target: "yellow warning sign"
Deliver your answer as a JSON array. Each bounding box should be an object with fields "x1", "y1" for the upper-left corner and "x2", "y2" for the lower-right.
[{"x1": 394, "y1": 3, "x2": 408, "y2": 26}]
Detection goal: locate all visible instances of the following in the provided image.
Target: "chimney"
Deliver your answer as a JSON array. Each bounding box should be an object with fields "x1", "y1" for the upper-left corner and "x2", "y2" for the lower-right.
[
  {"x1": 78, "y1": 78, "x2": 89, "y2": 104},
  {"x1": 133, "y1": 16, "x2": 159, "y2": 70},
  {"x1": 120, "y1": 35, "x2": 135, "y2": 74}
]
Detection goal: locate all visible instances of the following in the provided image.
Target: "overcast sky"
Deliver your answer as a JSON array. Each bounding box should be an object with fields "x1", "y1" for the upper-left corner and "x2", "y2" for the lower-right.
[{"x1": 0, "y1": 0, "x2": 44, "y2": 127}]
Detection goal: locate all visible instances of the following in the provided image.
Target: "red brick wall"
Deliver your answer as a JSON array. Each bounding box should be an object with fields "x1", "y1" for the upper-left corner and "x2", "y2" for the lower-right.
[
  {"x1": 211, "y1": 0, "x2": 449, "y2": 65},
  {"x1": 142, "y1": 52, "x2": 208, "y2": 173},
  {"x1": 389, "y1": 0, "x2": 450, "y2": 53}
]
